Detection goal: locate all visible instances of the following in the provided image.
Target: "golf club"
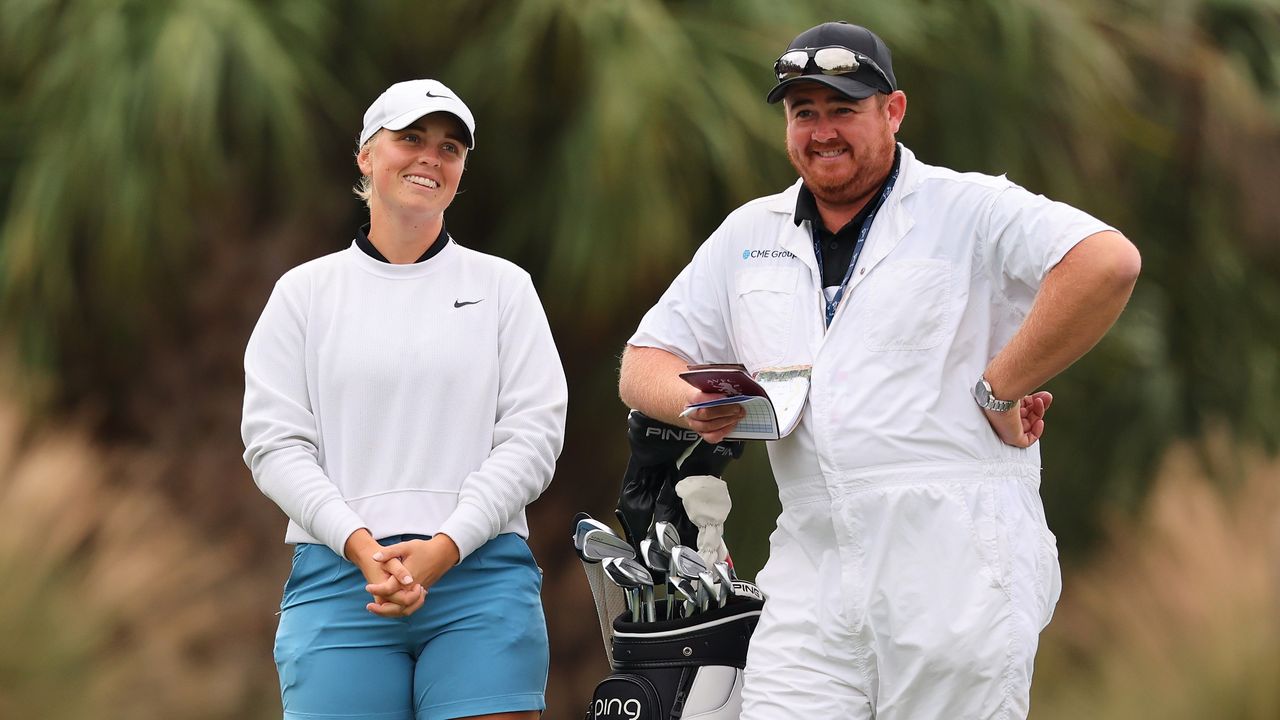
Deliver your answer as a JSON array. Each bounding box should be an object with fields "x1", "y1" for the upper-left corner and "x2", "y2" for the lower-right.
[
  {"x1": 572, "y1": 515, "x2": 616, "y2": 561},
  {"x1": 653, "y1": 522, "x2": 682, "y2": 618},
  {"x1": 697, "y1": 570, "x2": 717, "y2": 614},
  {"x1": 603, "y1": 556, "x2": 656, "y2": 622},
  {"x1": 671, "y1": 576, "x2": 699, "y2": 619},
  {"x1": 670, "y1": 545, "x2": 709, "y2": 617},
  {"x1": 640, "y1": 534, "x2": 674, "y2": 618},
  {"x1": 653, "y1": 521, "x2": 681, "y2": 557},
  {"x1": 712, "y1": 561, "x2": 734, "y2": 608},
  {"x1": 581, "y1": 528, "x2": 637, "y2": 563}
]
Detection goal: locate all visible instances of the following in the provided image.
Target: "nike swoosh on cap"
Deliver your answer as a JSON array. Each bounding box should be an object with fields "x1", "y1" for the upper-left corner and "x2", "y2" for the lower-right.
[
  {"x1": 453, "y1": 299, "x2": 483, "y2": 308},
  {"x1": 425, "y1": 91, "x2": 451, "y2": 99}
]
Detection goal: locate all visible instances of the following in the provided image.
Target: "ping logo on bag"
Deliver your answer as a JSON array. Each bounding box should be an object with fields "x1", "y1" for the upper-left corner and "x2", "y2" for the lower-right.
[
  {"x1": 593, "y1": 697, "x2": 642, "y2": 720},
  {"x1": 590, "y1": 674, "x2": 659, "y2": 720},
  {"x1": 730, "y1": 579, "x2": 765, "y2": 601}
]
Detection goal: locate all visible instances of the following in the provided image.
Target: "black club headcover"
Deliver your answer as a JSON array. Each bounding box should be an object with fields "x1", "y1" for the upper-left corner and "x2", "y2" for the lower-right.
[
  {"x1": 616, "y1": 410, "x2": 744, "y2": 554},
  {"x1": 655, "y1": 429, "x2": 745, "y2": 548}
]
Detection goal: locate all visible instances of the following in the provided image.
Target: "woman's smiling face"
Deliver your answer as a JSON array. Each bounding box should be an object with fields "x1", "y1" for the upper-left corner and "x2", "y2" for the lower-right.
[{"x1": 357, "y1": 112, "x2": 469, "y2": 221}]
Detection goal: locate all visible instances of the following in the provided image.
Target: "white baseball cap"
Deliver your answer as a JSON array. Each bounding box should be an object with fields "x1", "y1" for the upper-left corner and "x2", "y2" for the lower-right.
[{"x1": 358, "y1": 79, "x2": 476, "y2": 149}]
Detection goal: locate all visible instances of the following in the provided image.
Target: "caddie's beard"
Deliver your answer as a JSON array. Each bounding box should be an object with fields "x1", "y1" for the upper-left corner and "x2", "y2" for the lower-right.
[{"x1": 786, "y1": 131, "x2": 895, "y2": 209}]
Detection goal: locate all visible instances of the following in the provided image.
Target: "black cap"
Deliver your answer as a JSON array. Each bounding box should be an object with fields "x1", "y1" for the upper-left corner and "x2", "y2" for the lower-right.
[{"x1": 766, "y1": 21, "x2": 897, "y2": 104}]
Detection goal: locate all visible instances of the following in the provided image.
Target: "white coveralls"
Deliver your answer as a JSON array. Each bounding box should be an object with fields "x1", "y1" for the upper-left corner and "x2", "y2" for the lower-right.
[{"x1": 629, "y1": 145, "x2": 1113, "y2": 719}]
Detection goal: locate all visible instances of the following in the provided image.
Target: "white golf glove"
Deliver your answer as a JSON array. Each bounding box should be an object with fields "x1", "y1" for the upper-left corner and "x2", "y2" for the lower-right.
[{"x1": 675, "y1": 475, "x2": 732, "y2": 566}]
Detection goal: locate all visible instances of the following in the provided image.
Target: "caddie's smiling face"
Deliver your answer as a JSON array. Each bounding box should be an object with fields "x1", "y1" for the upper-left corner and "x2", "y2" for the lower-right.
[
  {"x1": 358, "y1": 112, "x2": 468, "y2": 221},
  {"x1": 784, "y1": 83, "x2": 904, "y2": 210}
]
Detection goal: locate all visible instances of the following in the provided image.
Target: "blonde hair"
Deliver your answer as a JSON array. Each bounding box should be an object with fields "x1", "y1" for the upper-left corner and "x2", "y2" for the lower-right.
[{"x1": 352, "y1": 130, "x2": 380, "y2": 206}]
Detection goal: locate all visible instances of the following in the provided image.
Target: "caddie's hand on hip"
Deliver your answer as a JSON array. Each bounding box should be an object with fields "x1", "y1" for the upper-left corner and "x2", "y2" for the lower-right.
[{"x1": 984, "y1": 391, "x2": 1053, "y2": 448}]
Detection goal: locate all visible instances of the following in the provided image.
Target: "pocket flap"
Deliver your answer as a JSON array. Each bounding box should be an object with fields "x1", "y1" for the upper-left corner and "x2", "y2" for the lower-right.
[{"x1": 735, "y1": 267, "x2": 799, "y2": 295}]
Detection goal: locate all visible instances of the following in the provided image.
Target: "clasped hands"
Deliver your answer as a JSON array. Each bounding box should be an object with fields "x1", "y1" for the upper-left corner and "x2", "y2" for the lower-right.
[{"x1": 346, "y1": 530, "x2": 460, "y2": 618}]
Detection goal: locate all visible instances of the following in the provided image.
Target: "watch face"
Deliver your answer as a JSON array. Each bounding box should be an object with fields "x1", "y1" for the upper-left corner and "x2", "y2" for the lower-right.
[{"x1": 974, "y1": 380, "x2": 990, "y2": 405}]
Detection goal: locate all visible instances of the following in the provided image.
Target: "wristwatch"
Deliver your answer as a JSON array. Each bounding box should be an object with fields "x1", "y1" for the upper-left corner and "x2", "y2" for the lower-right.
[{"x1": 972, "y1": 376, "x2": 1016, "y2": 413}]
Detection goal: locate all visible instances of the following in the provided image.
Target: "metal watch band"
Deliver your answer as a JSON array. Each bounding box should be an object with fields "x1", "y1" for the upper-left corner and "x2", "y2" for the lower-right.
[{"x1": 974, "y1": 377, "x2": 1016, "y2": 413}]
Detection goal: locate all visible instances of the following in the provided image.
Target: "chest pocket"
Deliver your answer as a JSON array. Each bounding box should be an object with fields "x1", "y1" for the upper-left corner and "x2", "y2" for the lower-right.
[
  {"x1": 731, "y1": 267, "x2": 798, "y2": 370},
  {"x1": 860, "y1": 259, "x2": 952, "y2": 351}
]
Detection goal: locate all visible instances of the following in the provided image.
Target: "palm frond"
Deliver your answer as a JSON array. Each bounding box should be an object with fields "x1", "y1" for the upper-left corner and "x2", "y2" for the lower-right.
[{"x1": 0, "y1": 0, "x2": 346, "y2": 389}]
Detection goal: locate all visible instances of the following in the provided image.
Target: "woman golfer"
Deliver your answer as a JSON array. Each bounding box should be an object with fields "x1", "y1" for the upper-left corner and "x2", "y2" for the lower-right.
[{"x1": 242, "y1": 79, "x2": 567, "y2": 720}]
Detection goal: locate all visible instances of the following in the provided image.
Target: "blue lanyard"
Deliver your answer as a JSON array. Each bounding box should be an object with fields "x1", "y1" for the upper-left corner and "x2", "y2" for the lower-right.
[{"x1": 812, "y1": 163, "x2": 900, "y2": 328}]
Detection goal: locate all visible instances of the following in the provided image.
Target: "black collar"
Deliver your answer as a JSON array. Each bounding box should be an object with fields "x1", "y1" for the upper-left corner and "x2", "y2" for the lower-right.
[
  {"x1": 793, "y1": 145, "x2": 902, "y2": 236},
  {"x1": 355, "y1": 221, "x2": 450, "y2": 264}
]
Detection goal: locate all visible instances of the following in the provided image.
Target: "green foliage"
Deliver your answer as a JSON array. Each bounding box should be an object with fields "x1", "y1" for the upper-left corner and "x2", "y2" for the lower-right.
[
  {"x1": 1, "y1": 0, "x2": 1278, "y2": 551},
  {"x1": 412, "y1": 0, "x2": 806, "y2": 315},
  {"x1": 1037, "y1": 0, "x2": 1280, "y2": 549},
  {"x1": 0, "y1": 0, "x2": 346, "y2": 395}
]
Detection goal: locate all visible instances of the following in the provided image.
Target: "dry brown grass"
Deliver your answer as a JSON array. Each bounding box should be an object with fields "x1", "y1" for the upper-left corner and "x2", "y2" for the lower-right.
[
  {"x1": 0, "y1": 398, "x2": 279, "y2": 719},
  {"x1": 1032, "y1": 441, "x2": 1280, "y2": 719}
]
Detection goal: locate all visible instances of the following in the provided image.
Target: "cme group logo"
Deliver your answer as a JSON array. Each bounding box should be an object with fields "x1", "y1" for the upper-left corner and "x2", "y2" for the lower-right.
[{"x1": 742, "y1": 248, "x2": 797, "y2": 260}]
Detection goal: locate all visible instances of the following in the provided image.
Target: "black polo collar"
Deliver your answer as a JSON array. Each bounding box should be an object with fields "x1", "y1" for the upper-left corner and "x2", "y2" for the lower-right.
[
  {"x1": 355, "y1": 221, "x2": 450, "y2": 264},
  {"x1": 793, "y1": 145, "x2": 901, "y2": 235}
]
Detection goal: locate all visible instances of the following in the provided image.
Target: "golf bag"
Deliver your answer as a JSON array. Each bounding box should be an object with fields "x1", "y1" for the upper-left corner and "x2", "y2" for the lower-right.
[
  {"x1": 583, "y1": 411, "x2": 745, "y2": 656},
  {"x1": 579, "y1": 410, "x2": 758, "y2": 719},
  {"x1": 586, "y1": 596, "x2": 764, "y2": 720}
]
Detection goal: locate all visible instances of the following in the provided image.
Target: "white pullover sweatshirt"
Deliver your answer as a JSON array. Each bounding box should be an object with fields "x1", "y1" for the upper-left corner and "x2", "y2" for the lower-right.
[{"x1": 242, "y1": 240, "x2": 567, "y2": 561}]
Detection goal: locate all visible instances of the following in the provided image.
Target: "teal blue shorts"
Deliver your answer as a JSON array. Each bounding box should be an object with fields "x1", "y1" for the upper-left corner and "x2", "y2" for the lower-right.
[{"x1": 273, "y1": 533, "x2": 548, "y2": 720}]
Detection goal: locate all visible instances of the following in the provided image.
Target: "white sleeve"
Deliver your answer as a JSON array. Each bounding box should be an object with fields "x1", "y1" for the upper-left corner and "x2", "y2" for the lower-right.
[
  {"x1": 241, "y1": 275, "x2": 365, "y2": 556},
  {"x1": 983, "y1": 184, "x2": 1115, "y2": 299},
  {"x1": 437, "y1": 272, "x2": 568, "y2": 561},
  {"x1": 628, "y1": 221, "x2": 735, "y2": 363}
]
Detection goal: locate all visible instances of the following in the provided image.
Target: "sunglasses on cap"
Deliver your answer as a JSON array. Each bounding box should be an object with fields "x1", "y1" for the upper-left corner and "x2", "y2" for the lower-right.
[{"x1": 773, "y1": 46, "x2": 894, "y2": 92}]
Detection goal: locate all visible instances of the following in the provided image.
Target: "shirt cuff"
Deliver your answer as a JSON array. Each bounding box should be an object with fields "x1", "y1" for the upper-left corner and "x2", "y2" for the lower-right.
[
  {"x1": 437, "y1": 502, "x2": 493, "y2": 563},
  {"x1": 312, "y1": 499, "x2": 368, "y2": 559}
]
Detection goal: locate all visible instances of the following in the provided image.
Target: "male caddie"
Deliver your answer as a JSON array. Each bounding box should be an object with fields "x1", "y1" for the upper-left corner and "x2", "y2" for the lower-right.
[{"x1": 618, "y1": 21, "x2": 1141, "y2": 719}]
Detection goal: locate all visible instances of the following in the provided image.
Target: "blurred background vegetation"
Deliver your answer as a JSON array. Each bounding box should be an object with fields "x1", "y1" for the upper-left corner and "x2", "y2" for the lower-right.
[{"x1": 0, "y1": 0, "x2": 1277, "y2": 717}]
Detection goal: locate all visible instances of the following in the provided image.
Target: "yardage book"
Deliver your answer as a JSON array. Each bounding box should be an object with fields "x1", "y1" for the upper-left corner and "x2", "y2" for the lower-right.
[{"x1": 678, "y1": 363, "x2": 812, "y2": 441}]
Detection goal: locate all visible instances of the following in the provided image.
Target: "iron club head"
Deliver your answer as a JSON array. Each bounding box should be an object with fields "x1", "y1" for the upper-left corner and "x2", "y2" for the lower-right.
[
  {"x1": 670, "y1": 545, "x2": 709, "y2": 579},
  {"x1": 603, "y1": 556, "x2": 655, "y2": 622},
  {"x1": 572, "y1": 515, "x2": 616, "y2": 561},
  {"x1": 697, "y1": 570, "x2": 717, "y2": 613},
  {"x1": 640, "y1": 537, "x2": 670, "y2": 580},
  {"x1": 712, "y1": 561, "x2": 734, "y2": 608},
  {"x1": 670, "y1": 546, "x2": 709, "y2": 617},
  {"x1": 581, "y1": 528, "x2": 637, "y2": 563},
  {"x1": 653, "y1": 521, "x2": 681, "y2": 556},
  {"x1": 671, "y1": 576, "x2": 699, "y2": 619}
]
